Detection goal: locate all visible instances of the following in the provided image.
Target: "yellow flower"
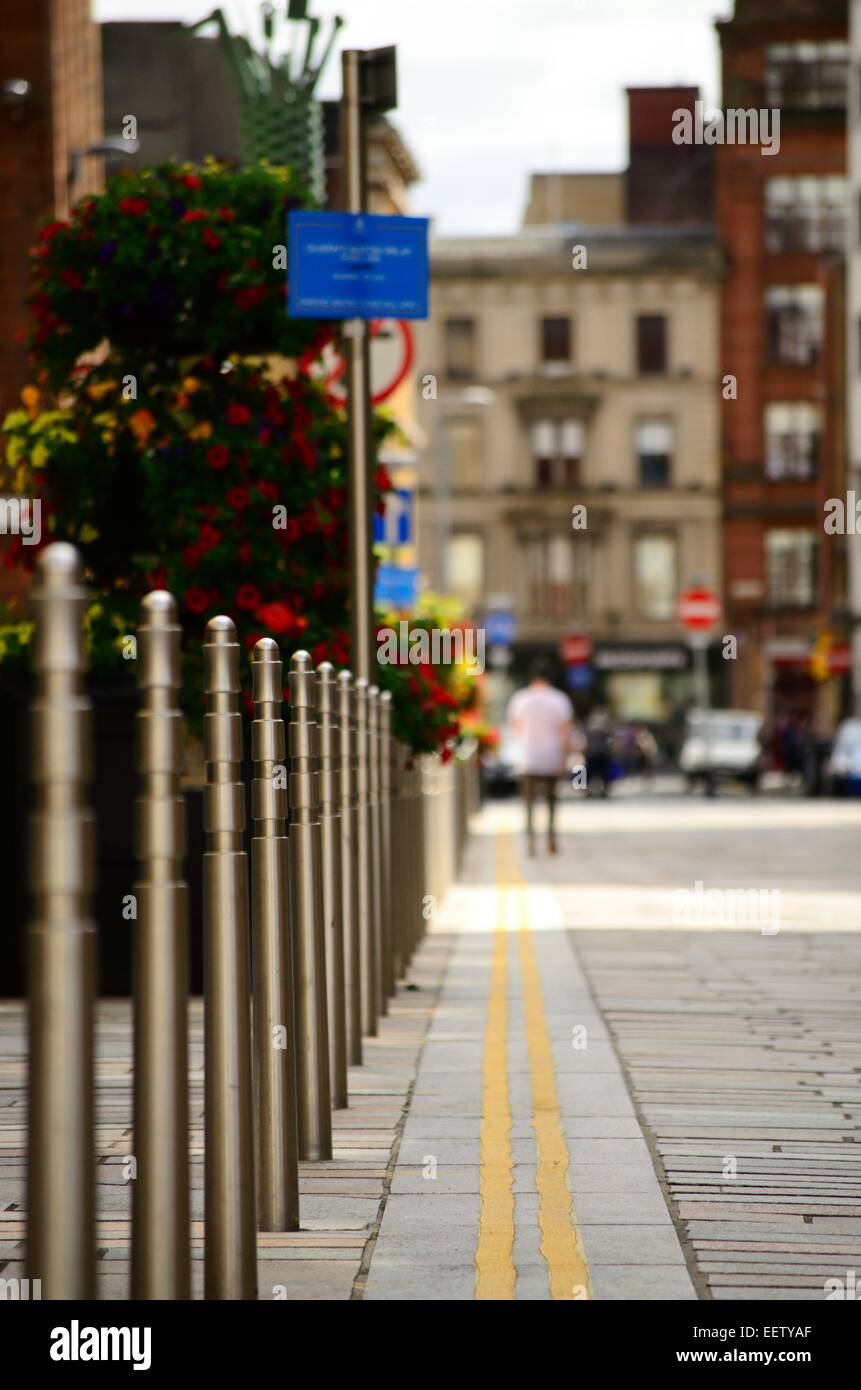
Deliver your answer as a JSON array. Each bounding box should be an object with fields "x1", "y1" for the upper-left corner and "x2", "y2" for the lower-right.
[
  {"x1": 31, "y1": 441, "x2": 49, "y2": 469},
  {"x1": 13, "y1": 464, "x2": 26, "y2": 493},
  {"x1": 189, "y1": 421, "x2": 213, "y2": 440},
  {"x1": 86, "y1": 380, "x2": 118, "y2": 402},
  {"x1": 79, "y1": 524, "x2": 99, "y2": 543},
  {"x1": 6, "y1": 437, "x2": 25, "y2": 466},
  {"x1": 182, "y1": 376, "x2": 201, "y2": 395},
  {"x1": 3, "y1": 409, "x2": 29, "y2": 431},
  {"x1": 20, "y1": 385, "x2": 40, "y2": 411}
]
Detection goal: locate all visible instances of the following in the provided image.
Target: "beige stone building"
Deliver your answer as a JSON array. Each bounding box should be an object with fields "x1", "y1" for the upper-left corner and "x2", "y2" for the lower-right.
[{"x1": 414, "y1": 211, "x2": 724, "y2": 732}]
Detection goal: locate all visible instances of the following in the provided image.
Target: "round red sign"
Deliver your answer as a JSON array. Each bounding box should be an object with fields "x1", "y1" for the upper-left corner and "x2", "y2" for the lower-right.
[
  {"x1": 679, "y1": 587, "x2": 721, "y2": 631},
  {"x1": 560, "y1": 633, "x2": 592, "y2": 664}
]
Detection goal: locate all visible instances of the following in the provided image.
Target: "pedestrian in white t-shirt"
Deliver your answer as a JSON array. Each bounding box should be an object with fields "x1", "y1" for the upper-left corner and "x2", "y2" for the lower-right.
[{"x1": 507, "y1": 661, "x2": 574, "y2": 856}]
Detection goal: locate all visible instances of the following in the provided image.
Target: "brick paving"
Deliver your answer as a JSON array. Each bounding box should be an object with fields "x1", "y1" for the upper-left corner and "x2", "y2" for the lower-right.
[{"x1": 2, "y1": 787, "x2": 861, "y2": 1301}]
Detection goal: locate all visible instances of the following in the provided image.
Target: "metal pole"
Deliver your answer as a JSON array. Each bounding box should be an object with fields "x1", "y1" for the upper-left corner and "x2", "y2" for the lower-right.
[
  {"x1": 390, "y1": 740, "x2": 404, "y2": 986},
  {"x1": 341, "y1": 49, "x2": 374, "y2": 684},
  {"x1": 379, "y1": 691, "x2": 394, "y2": 1000},
  {"x1": 287, "y1": 651, "x2": 332, "y2": 1160},
  {"x1": 368, "y1": 686, "x2": 385, "y2": 1019},
  {"x1": 338, "y1": 670, "x2": 362, "y2": 1066},
  {"x1": 355, "y1": 677, "x2": 376, "y2": 1035},
  {"x1": 251, "y1": 638, "x2": 300, "y2": 1231},
  {"x1": 27, "y1": 542, "x2": 95, "y2": 1300},
  {"x1": 317, "y1": 661, "x2": 348, "y2": 1110},
  {"x1": 202, "y1": 616, "x2": 256, "y2": 1300},
  {"x1": 132, "y1": 590, "x2": 190, "y2": 1299}
]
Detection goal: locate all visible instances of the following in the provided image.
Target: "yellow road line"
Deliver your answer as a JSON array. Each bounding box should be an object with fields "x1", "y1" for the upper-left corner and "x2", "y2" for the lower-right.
[
  {"x1": 474, "y1": 857, "x2": 516, "y2": 1299},
  {"x1": 510, "y1": 836, "x2": 592, "y2": 1301}
]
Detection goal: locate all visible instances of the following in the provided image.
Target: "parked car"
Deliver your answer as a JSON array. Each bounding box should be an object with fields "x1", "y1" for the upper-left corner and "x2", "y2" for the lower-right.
[
  {"x1": 480, "y1": 727, "x2": 520, "y2": 797},
  {"x1": 824, "y1": 719, "x2": 861, "y2": 797},
  {"x1": 679, "y1": 709, "x2": 763, "y2": 794}
]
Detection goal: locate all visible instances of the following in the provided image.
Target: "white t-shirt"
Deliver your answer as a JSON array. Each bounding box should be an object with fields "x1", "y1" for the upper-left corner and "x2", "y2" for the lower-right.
[{"x1": 507, "y1": 683, "x2": 573, "y2": 777}]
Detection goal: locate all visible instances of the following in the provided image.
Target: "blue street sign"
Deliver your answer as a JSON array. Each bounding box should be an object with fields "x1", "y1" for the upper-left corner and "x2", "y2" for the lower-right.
[
  {"x1": 566, "y1": 663, "x2": 594, "y2": 690},
  {"x1": 484, "y1": 610, "x2": 517, "y2": 647},
  {"x1": 374, "y1": 564, "x2": 420, "y2": 610},
  {"x1": 288, "y1": 211, "x2": 429, "y2": 320}
]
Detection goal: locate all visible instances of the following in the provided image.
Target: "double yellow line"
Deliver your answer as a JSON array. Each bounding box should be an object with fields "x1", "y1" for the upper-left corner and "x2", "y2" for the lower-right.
[{"x1": 475, "y1": 835, "x2": 591, "y2": 1300}]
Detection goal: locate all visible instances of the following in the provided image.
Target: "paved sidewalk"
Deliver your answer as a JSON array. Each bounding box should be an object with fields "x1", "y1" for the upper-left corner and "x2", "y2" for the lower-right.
[{"x1": 3, "y1": 792, "x2": 860, "y2": 1300}]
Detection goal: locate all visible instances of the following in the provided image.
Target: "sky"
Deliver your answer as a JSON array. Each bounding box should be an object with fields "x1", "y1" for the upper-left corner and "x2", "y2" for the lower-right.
[{"x1": 93, "y1": 0, "x2": 734, "y2": 234}]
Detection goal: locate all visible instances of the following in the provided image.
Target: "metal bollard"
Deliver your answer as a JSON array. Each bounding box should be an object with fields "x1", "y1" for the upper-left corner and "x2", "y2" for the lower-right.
[
  {"x1": 379, "y1": 692, "x2": 394, "y2": 1001},
  {"x1": 317, "y1": 662, "x2": 348, "y2": 1110},
  {"x1": 27, "y1": 543, "x2": 95, "y2": 1300},
  {"x1": 202, "y1": 616, "x2": 256, "y2": 1300},
  {"x1": 389, "y1": 739, "x2": 404, "y2": 986},
  {"x1": 354, "y1": 678, "x2": 376, "y2": 1037},
  {"x1": 287, "y1": 652, "x2": 332, "y2": 1160},
  {"x1": 368, "y1": 686, "x2": 385, "y2": 1019},
  {"x1": 338, "y1": 671, "x2": 362, "y2": 1066},
  {"x1": 132, "y1": 590, "x2": 190, "y2": 1299},
  {"x1": 251, "y1": 638, "x2": 299, "y2": 1231}
]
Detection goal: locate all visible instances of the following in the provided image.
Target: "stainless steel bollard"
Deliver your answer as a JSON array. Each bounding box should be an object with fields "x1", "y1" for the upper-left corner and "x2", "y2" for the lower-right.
[
  {"x1": 379, "y1": 692, "x2": 394, "y2": 1002},
  {"x1": 287, "y1": 652, "x2": 332, "y2": 1160},
  {"x1": 368, "y1": 686, "x2": 385, "y2": 1019},
  {"x1": 251, "y1": 638, "x2": 300, "y2": 1231},
  {"x1": 27, "y1": 543, "x2": 95, "y2": 1300},
  {"x1": 317, "y1": 662, "x2": 348, "y2": 1110},
  {"x1": 338, "y1": 671, "x2": 362, "y2": 1066},
  {"x1": 389, "y1": 739, "x2": 404, "y2": 986},
  {"x1": 354, "y1": 678, "x2": 376, "y2": 1037},
  {"x1": 132, "y1": 590, "x2": 190, "y2": 1299},
  {"x1": 202, "y1": 616, "x2": 256, "y2": 1300}
]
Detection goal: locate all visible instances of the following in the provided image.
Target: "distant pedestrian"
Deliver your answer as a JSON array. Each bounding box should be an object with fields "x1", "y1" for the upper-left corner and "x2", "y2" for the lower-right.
[
  {"x1": 507, "y1": 660, "x2": 574, "y2": 856},
  {"x1": 585, "y1": 708, "x2": 614, "y2": 797}
]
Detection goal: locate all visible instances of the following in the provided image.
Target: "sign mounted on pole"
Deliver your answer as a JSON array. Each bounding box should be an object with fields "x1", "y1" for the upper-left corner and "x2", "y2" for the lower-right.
[
  {"x1": 288, "y1": 211, "x2": 429, "y2": 321},
  {"x1": 679, "y1": 586, "x2": 721, "y2": 631}
]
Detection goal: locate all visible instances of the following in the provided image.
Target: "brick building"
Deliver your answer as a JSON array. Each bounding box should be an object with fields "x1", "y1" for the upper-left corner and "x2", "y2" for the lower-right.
[{"x1": 716, "y1": 0, "x2": 849, "y2": 727}]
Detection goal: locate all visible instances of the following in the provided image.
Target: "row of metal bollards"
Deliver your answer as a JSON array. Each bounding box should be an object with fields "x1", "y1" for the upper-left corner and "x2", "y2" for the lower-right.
[{"x1": 25, "y1": 543, "x2": 478, "y2": 1300}]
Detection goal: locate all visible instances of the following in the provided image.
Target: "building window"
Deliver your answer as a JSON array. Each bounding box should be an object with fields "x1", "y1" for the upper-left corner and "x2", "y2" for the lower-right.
[
  {"x1": 447, "y1": 532, "x2": 484, "y2": 612},
  {"x1": 765, "y1": 529, "x2": 817, "y2": 609},
  {"x1": 764, "y1": 41, "x2": 848, "y2": 111},
  {"x1": 635, "y1": 419, "x2": 673, "y2": 488},
  {"x1": 523, "y1": 533, "x2": 588, "y2": 621},
  {"x1": 764, "y1": 402, "x2": 821, "y2": 480},
  {"x1": 540, "y1": 316, "x2": 572, "y2": 373},
  {"x1": 446, "y1": 416, "x2": 483, "y2": 490},
  {"x1": 765, "y1": 177, "x2": 847, "y2": 254},
  {"x1": 765, "y1": 285, "x2": 824, "y2": 366},
  {"x1": 635, "y1": 314, "x2": 667, "y2": 375},
  {"x1": 633, "y1": 533, "x2": 676, "y2": 621},
  {"x1": 530, "y1": 418, "x2": 584, "y2": 488},
  {"x1": 444, "y1": 318, "x2": 476, "y2": 381}
]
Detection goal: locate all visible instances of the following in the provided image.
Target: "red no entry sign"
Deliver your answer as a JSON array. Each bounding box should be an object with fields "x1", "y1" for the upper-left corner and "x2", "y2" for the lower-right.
[
  {"x1": 679, "y1": 586, "x2": 720, "y2": 631},
  {"x1": 560, "y1": 633, "x2": 592, "y2": 664}
]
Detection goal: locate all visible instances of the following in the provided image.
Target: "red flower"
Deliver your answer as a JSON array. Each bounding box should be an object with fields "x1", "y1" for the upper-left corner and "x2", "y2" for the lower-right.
[
  {"x1": 234, "y1": 285, "x2": 266, "y2": 310},
  {"x1": 216, "y1": 206, "x2": 235, "y2": 221},
  {"x1": 258, "y1": 427, "x2": 271, "y2": 446},
  {"x1": 182, "y1": 543, "x2": 204, "y2": 568},
  {"x1": 206, "y1": 444, "x2": 229, "y2": 470},
  {"x1": 299, "y1": 509, "x2": 318, "y2": 535},
  {"x1": 227, "y1": 403, "x2": 251, "y2": 426},
  {"x1": 375, "y1": 465, "x2": 392, "y2": 492},
  {"x1": 236, "y1": 583, "x2": 261, "y2": 611},
  {"x1": 227, "y1": 485, "x2": 249, "y2": 510},
  {"x1": 181, "y1": 174, "x2": 202, "y2": 190},
  {"x1": 38, "y1": 221, "x2": 67, "y2": 241},
  {"x1": 256, "y1": 479, "x2": 279, "y2": 502},
  {"x1": 238, "y1": 540, "x2": 252, "y2": 565},
  {"x1": 257, "y1": 601, "x2": 296, "y2": 635},
  {"x1": 286, "y1": 518, "x2": 301, "y2": 542},
  {"x1": 184, "y1": 587, "x2": 209, "y2": 614},
  {"x1": 181, "y1": 208, "x2": 208, "y2": 222},
  {"x1": 311, "y1": 642, "x2": 328, "y2": 664},
  {"x1": 201, "y1": 227, "x2": 222, "y2": 250},
  {"x1": 59, "y1": 269, "x2": 83, "y2": 289},
  {"x1": 119, "y1": 197, "x2": 149, "y2": 216},
  {"x1": 198, "y1": 522, "x2": 221, "y2": 551}
]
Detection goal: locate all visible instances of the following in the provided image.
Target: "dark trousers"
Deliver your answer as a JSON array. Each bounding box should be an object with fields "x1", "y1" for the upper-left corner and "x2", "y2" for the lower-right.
[{"x1": 521, "y1": 775, "x2": 558, "y2": 843}]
